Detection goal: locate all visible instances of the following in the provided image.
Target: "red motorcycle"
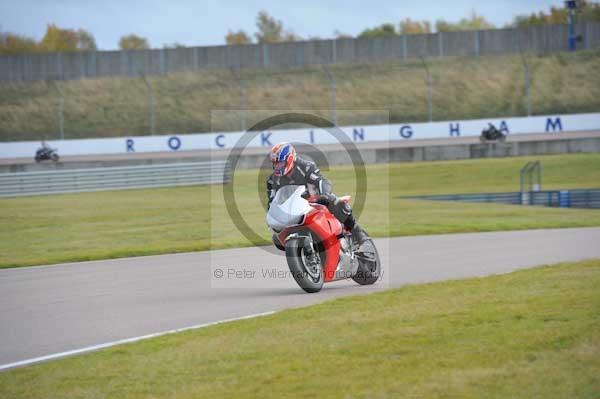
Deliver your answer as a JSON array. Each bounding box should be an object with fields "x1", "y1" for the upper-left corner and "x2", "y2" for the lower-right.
[{"x1": 266, "y1": 185, "x2": 381, "y2": 293}]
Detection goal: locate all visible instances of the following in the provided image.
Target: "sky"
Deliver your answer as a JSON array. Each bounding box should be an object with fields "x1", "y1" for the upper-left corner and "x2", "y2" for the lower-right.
[{"x1": 0, "y1": 0, "x2": 566, "y2": 50}]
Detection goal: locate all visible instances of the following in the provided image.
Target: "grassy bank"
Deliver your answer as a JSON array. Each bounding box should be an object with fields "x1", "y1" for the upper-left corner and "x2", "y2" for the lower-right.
[
  {"x1": 1, "y1": 259, "x2": 598, "y2": 398},
  {"x1": 1, "y1": 153, "x2": 599, "y2": 268},
  {"x1": 1, "y1": 50, "x2": 599, "y2": 140}
]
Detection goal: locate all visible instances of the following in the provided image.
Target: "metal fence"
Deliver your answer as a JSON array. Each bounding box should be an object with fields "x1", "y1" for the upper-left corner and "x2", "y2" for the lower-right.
[
  {"x1": 1, "y1": 22, "x2": 599, "y2": 82},
  {"x1": 0, "y1": 160, "x2": 231, "y2": 197},
  {"x1": 406, "y1": 189, "x2": 600, "y2": 209}
]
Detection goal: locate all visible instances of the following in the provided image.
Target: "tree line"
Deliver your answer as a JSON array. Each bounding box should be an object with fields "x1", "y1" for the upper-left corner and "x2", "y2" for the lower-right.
[
  {"x1": 226, "y1": 2, "x2": 600, "y2": 44},
  {"x1": 0, "y1": 24, "x2": 152, "y2": 55},
  {"x1": 2, "y1": 2, "x2": 599, "y2": 55}
]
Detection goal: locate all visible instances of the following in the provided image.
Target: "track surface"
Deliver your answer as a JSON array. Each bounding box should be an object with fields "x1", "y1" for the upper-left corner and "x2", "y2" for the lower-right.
[{"x1": 1, "y1": 227, "x2": 599, "y2": 367}]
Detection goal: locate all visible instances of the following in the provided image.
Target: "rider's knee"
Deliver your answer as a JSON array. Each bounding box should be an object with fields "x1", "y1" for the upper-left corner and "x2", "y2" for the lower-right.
[{"x1": 330, "y1": 200, "x2": 352, "y2": 223}]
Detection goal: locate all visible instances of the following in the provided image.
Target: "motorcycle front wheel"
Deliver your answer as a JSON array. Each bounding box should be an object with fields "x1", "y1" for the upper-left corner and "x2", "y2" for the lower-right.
[
  {"x1": 285, "y1": 237, "x2": 324, "y2": 293},
  {"x1": 51, "y1": 153, "x2": 59, "y2": 162}
]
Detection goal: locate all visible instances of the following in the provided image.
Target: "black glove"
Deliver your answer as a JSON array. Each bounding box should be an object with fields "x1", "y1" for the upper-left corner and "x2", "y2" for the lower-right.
[{"x1": 316, "y1": 193, "x2": 337, "y2": 206}]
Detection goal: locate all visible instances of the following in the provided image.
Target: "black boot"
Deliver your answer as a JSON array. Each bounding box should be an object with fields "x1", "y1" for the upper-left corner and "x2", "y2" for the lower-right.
[{"x1": 351, "y1": 224, "x2": 369, "y2": 247}]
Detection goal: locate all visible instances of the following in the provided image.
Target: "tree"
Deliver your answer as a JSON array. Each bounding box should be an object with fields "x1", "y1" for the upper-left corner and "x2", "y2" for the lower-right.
[
  {"x1": 281, "y1": 31, "x2": 301, "y2": 42},
  {"x1": 399, "y1": 19, "x2": 432, "y2": 35},
  {"x1": 254, "y1": 11, "x2": 298, "y2": 43},
  {"x1": 226, "y1": 30, "x2": 252, "y2": 45},
  {"x1": 255, "y1": 11, "x2": 283, "y2": 43},
  {"x1": 436, "y1": 12, "x2": 495, "y2": 32},
  {"x1": 76, "y1": 29, "x2": 97, "y2": 51},
  {"x1": 0, "y1": 32, "x2": 38, "y2": 55},
  {"x1": 39, "y1": 24, "x2": 78, "y2": 52},
  {"x1": 0, "y1": 25, "x2": 96, "y2": 54},
  {"x1": 511, "y1": 1, "x2": 600, "y2": 27},
  {"x1": 119, "y1": 34, "x2": 149, "y2": 50},
  {"x1": 358, "y1": 23, "x2": 397, "y2": 38}
]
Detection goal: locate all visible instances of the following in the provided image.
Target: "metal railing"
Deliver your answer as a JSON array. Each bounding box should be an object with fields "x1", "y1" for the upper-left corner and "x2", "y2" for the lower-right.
[
  {"x1": 405, "y1": 189, "x2": 600, "y2": 209},
  {"x1": 0, "y1": 160, "x2": 231, "y2": 197}
]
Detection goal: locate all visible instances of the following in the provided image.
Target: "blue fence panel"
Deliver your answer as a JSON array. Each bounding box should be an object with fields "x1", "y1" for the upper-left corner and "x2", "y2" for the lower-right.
[{"x1": 404, "y1": 189, "x2": 600, "y2": 209}]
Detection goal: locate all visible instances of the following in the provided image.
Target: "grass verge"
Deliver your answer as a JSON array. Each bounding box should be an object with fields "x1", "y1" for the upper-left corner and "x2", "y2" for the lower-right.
[
  {"x1": 1, "y1": 259, "x2": 598, "y2": 398},
  {"x1": 1, "y1": 50, "x2": 599, "y2": 140},
  {"x1": 1, "y1": 153, "x2": 600, "y2": 268}
]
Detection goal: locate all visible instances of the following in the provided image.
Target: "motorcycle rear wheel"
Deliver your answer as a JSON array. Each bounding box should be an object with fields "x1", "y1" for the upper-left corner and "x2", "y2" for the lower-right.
[{"x1": 285, "y1": 237, "x2": 324, "y2": 293}]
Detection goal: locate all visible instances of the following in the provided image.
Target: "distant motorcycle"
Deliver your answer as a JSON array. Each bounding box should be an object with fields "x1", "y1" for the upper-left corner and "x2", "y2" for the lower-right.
[
  {"x1": 35, "y1": 145, "x2": 60, "y2": 162},
  {"x1": 267, "y1": 185, "x2": 381, "y2": 293},
  {"x1": 480, "y1": 123, "x2": 506, "y2": 143}
]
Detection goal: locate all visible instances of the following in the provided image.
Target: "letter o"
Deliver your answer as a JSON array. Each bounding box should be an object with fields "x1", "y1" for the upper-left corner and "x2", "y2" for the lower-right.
[{"x1": 168, "y1": 136, "x2": 181, "y2": 150}]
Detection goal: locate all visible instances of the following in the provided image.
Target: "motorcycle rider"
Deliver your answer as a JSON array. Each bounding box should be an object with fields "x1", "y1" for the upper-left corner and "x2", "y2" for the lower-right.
[
  {"x1": 266, "y1": 142, "x2": 368, "y2": 250},
  {"x1": 35, "y1": 137, "x2": 57, "y2": 162}
]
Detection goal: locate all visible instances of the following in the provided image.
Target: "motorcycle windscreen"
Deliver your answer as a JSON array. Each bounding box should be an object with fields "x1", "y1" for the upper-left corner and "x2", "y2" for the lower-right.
[{"x1": 266, "y1": 185, "x2": 312, "y2": 231}]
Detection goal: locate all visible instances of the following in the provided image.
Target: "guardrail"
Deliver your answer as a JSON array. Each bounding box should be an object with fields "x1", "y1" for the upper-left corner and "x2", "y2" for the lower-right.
[
  {"x1": 405, "y1": 189, "x2": 600, "y2": 209},
  {"x1": 0, "y1": 160, "x2": 231, "y2": 197}
]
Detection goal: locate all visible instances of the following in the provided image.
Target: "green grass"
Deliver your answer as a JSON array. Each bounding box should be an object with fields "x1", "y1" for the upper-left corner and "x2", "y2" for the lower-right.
[
  {"x1": 1, "y1": 153, "x2": 600, "y2": 268},
  {"x1": 1, "y1": 50, "x2": 599, "y2": 140},
  {"x1": 1, "y1": 259, "x2": 598, "y2": 398}
]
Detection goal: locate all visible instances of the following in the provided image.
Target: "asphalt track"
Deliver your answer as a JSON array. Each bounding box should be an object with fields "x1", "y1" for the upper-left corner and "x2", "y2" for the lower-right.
[{"x1": 1, "y1": 227, "x2": 599, "y2": 369}]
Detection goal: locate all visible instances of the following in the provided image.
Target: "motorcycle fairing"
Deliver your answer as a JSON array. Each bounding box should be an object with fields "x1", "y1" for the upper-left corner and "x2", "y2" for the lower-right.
[{"x1": 266, "y1": 186, "x2": 313, "y2": 232}]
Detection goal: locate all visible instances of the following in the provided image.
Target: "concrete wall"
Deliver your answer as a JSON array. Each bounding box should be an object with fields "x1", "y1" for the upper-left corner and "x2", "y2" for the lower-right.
[
  {"x1": 1, "y1": 23, "x2": 599, "y2": 82},
  {"x1": 3, "y1": 135, "x2": 599, "y2": 174}
]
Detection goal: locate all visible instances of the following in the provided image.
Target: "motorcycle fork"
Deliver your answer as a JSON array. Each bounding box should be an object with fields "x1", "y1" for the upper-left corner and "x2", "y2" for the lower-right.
[{"x1": 301, "y1": 234, "x2": 321, "y2": 267}]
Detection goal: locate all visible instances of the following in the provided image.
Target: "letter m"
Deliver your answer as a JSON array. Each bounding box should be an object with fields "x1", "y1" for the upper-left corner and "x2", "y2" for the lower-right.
[{"x1": 546, "y1": 117, "x2": 562, "y2": 132}]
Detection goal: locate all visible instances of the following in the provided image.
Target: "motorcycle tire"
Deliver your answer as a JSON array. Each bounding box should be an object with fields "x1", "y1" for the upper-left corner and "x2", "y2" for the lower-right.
[
  {"x1": 51, "y1": 153, "x2": 59, "y2": 162},
  {"x1": 352, "y1": 239, "x2": 381, "y2": 285},
  {"x1": 285, "y1": 237, "x2": 324, "y2": 293}
]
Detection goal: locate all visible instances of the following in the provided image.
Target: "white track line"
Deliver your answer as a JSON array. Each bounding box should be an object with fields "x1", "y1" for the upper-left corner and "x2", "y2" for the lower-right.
[{"x1": 0, "y1": 310, "x2": 276, "y2": 372}]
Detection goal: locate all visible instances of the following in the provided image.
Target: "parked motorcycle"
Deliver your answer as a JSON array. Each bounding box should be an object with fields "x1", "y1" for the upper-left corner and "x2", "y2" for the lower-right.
[
  {"x1": 35, "y1": 145, "x2": 60, "y2": 162},
  {"x1": 266, "y1": 185, "x2": 381, "y2": 293},
  {"x1": 480, "y1": 123, "x2": 506, "y2": 143}
]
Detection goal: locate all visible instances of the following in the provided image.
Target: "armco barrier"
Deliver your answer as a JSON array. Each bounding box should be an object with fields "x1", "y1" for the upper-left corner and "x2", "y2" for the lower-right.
[
  {"x1": 0, "y1": 160, "x2": 231, "y2": 197},
  {"x1": 406, "y1": 189, "x2": 600, "y2": 209}
]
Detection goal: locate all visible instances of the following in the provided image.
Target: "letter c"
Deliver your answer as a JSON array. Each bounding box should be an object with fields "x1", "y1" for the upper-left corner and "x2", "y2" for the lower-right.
[{"x1": 215, "y1": 134, "x2": 225, "y2": 148}]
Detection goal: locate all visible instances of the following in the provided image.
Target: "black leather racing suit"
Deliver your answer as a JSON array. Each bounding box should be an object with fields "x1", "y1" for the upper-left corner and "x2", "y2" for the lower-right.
[{"x1": 266, "y1": 156, "x2": 357, "y2": 231}]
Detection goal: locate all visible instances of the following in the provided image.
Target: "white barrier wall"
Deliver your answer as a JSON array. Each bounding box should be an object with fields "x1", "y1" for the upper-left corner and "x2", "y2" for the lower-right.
[{"x1": 2, "y1": 113, "x2": 600, "y2": 159}]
